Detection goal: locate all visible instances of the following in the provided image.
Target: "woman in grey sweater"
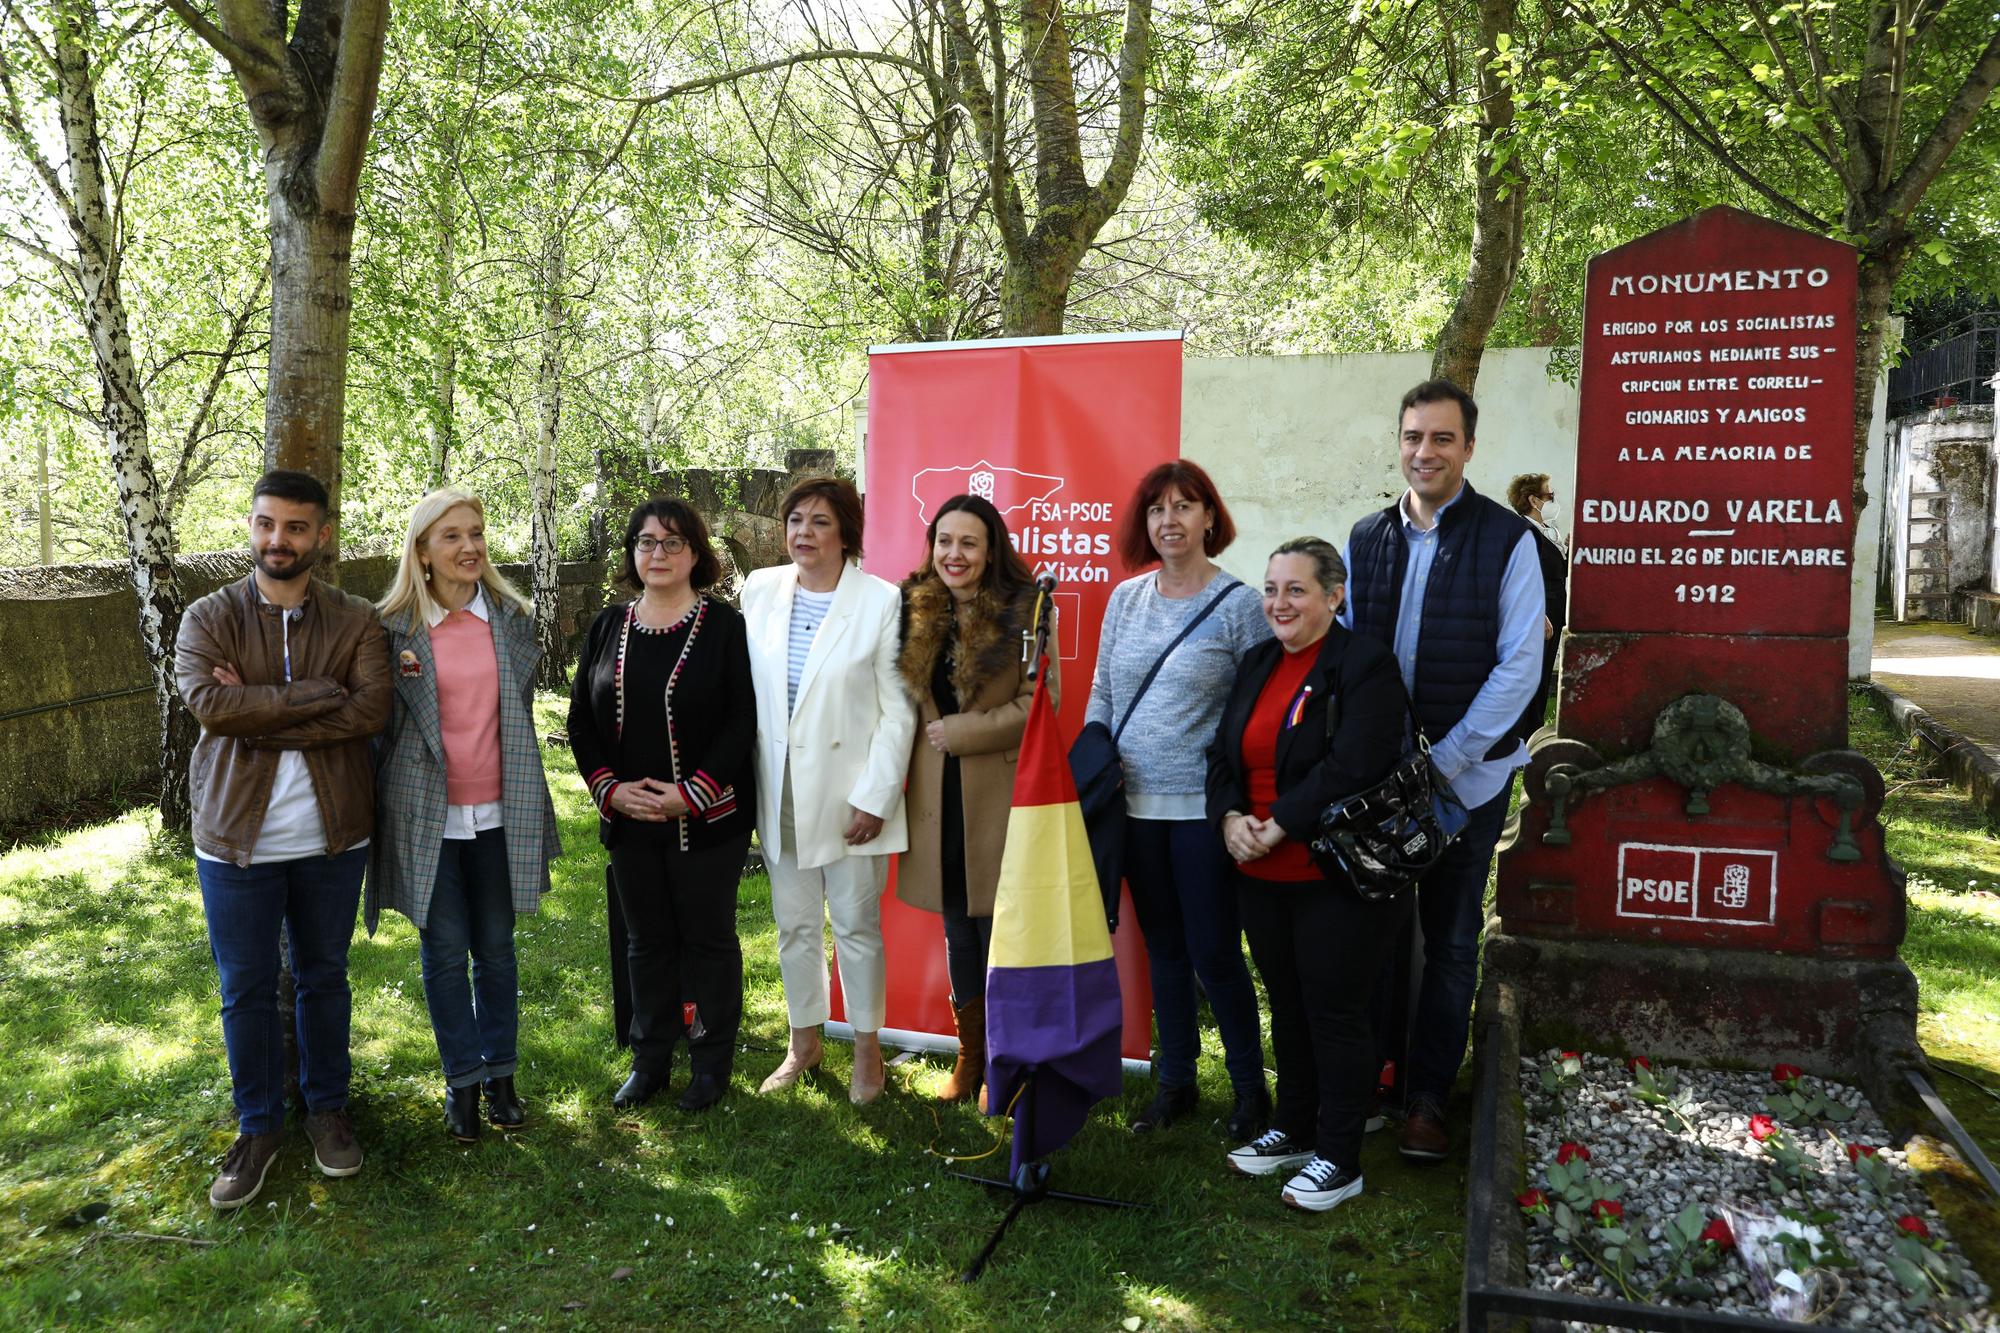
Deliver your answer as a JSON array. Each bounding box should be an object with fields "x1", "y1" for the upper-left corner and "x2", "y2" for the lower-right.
[{"x1": 1088, "y1": 460, "x2": 1273, "y2": 1140}]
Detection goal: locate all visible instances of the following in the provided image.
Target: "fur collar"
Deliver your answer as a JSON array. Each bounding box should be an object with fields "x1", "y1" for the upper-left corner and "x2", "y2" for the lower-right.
[{"x1": 898, "y1": 575, "x2": 1033, "y2": 706}]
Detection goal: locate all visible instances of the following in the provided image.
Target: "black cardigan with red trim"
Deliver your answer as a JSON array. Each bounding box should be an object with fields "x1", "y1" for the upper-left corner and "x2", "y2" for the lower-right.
[{"x1": 566, "y1": 597, "x2": 758, "y2": 851}]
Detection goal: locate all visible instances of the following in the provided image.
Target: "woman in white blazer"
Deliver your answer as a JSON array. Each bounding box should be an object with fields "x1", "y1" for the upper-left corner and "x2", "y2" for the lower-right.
[{"x1": 742, "y1": 477, "x2": 917, "y2": 1104}]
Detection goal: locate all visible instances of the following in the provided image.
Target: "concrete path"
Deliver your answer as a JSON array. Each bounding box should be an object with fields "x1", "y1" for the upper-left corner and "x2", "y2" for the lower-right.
[
  {"x1": 1872, "y1": 621, "x2": 2000, "y2": 759},
  {"x1": 1870, "y1": 620, "x2": 2000, "y2": 819}
]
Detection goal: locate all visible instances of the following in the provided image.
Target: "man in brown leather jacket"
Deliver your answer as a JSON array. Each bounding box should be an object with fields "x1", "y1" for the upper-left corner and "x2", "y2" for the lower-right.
[{"x1": 175, "y1": 470, "x2": 390, "y2": 1210}]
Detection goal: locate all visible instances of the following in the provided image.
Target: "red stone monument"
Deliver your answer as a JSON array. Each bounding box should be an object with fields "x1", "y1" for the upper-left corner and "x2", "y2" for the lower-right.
[{"x1": 1488, "y1": 208, "x2": 1917, "y2": 1098}]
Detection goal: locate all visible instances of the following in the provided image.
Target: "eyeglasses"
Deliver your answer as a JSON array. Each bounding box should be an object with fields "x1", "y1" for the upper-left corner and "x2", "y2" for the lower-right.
[{"x1": 635, "y1": 535, "x2": 689, "y2": 555}]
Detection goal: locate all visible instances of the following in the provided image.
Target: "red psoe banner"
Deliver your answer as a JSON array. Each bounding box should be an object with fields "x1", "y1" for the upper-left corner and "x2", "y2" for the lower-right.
[{"x1": 854, "y1": 331, "x2": 1183, "y2": 1061}]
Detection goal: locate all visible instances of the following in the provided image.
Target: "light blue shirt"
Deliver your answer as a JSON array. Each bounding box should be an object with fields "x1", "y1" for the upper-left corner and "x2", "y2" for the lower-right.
[{"x1": 1340, "y1": 486, "x2": 1546, "y2": 810}]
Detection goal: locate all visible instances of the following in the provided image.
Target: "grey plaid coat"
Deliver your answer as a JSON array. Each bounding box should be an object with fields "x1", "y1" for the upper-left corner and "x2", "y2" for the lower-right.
[{"x1": 365, "y1": 595, "x2": 560, "y2": 933}]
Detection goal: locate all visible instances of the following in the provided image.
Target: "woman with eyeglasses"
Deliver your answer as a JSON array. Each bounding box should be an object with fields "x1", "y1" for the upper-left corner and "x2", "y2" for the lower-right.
[
  {"x1": 568, "y1": 499, "x2": 757, "y2": 1114},
  {"x1": 1506, "y1": 473, "x2": 1567, "y2": 727}
]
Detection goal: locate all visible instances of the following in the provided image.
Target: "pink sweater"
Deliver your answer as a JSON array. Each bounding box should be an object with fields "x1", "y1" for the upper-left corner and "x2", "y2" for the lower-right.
[{"x1": 432, "y1": 609, "x2": 503, "y2": 806}]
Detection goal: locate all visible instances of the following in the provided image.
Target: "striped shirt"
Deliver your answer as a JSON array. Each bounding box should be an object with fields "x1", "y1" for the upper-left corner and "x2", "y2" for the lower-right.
[{"x1": 787, "y1": 586, "x2": 835, "y2": 715}]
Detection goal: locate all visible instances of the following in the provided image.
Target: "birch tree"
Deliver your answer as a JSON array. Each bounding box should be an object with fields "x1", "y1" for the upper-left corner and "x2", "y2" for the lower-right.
[
  {"x1": 163, "y1": 0, "x2": 389, "y2": 562},
  {"x1": 0, "y1": 0, "x2": 197, "y2": 832}
]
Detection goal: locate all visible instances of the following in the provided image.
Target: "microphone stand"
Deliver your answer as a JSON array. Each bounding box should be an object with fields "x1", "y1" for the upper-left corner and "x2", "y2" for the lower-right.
[{"x1": 1025, "y1": 575, "x2": 1058, "y2": 682}]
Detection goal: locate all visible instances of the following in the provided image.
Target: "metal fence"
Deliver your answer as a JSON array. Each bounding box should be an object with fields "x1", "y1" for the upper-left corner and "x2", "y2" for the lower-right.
[{"x1": 1888, "y1": 313, "x2": 2000, "y2": 417}]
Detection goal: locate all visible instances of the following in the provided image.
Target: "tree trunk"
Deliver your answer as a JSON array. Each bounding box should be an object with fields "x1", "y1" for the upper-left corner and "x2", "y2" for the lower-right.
[
  {"x1": 999, "y1": 237, "x2": 1086, "y2": 336},
  {"x1": 265, "y1": 201, "x2": 357, "y2": 566},
  {"x1": 1430, "y1": 0, "x2": 1525, "y2": 392},
  {"x1": 36, "y1": 435, "x2": 53, "y2": 564},
  {"x1": 532, "y1": 227, "x2": 567, "y2": 689},
  {"x1": 39, "y1": 4, "x2": 197, "y2": 834},
  {"x1": 1851, "y1": 240, "x2": 1909, "y2": 516},
  {"x1": 429, "y1": 177, "x2": 458, "y2": 486}
]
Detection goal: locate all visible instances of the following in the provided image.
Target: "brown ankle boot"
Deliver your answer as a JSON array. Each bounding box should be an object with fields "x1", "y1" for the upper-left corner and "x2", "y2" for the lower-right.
[{"x1": 939, "y1": 997, "x2": 986, "y2": 1104}]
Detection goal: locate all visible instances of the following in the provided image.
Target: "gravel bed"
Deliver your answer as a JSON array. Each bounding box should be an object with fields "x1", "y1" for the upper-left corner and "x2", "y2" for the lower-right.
[{"x1": 1519, "y1": 1049, "x2": 1997, "y2": 1330}]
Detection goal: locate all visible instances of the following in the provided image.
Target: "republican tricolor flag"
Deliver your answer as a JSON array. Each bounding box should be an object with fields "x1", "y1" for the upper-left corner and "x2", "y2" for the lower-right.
[{"x1": 983, "y1": 657, "x2": 1123, "y2": 1174}]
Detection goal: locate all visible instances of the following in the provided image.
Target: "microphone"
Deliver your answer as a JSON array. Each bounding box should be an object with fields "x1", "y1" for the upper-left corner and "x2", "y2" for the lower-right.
[{"x1": 1035, "y1": 572, "x2": 1059, "y2": 593}]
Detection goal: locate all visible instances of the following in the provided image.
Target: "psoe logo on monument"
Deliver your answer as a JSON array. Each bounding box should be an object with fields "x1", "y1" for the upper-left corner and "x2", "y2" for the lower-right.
[{"x1": 910, "y1": 458, "x2": 1064, "y2": 524}]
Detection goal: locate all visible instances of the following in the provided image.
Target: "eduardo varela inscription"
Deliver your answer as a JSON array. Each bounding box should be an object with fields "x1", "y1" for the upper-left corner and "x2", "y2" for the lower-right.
[{"x1": 1569, "y1": 214, "x2": 1858, "y2": 638}]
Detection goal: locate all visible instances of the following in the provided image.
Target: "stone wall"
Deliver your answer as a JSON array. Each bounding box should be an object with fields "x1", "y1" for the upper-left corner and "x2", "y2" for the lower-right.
[
  {"x1": 0, "y1": 554, "x2": 607, "y2": 829},
  {"x1": 1880, "y1": 403, "x2": 1994, "y2": 621}
]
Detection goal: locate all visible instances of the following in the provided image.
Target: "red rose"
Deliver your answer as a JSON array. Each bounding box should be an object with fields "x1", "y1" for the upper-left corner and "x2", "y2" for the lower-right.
[
  {"x1": 1516, "y1": 1189, "x2": 1547, "y2": 1211},
  {"x1": 1560, "y1": 1050, "x2": 1581, "y2": 1062},
  {"x1": 1772, "y1": 1063, "x2": 1805, "y2": 1085},
  {"x1": 1590, "y1": 1199, "x2": 1624, "y2": 1222},
  {"x1": 1556, "y1": 1142, "x2": 1592, "y2": 1165},
  {"x1": 1897, "y1": 1215, "x2": 1931, "y2": 1239},
  {"x1": 1699, "y1": 1217, "x2": 1735, "y2": 1248},
  {"x1": 1748, "y1": 1114, "x2": 1778, "y2": 1142},
  {"x1": 1847, "y1": 1143, "x2": 1878, "y2": 1162},
  {"x1": 1626, "y1": 1056, "x2": 1652, "y2": 1071}
]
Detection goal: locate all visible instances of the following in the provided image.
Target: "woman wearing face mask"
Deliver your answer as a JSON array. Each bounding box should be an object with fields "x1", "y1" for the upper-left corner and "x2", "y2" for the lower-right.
[
  {"x1": 1507, "y1": 473, "x2": 1568, "y2": 726},
  {"x1": 1206, "y1": 538, "x2": 1410, "y2": 1213},
  {"x1": 370, "y1": 489, "x2": 560, "y2": 1142},
  {"x1": 896, "y1": 493, "x2": 1056, "y2": 1105}
]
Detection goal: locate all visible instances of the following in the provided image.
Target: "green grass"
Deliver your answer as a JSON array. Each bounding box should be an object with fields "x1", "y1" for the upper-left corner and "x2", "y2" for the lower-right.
[
  {"x1": 3, "y1": 695, "x2": 1994, "y2": 1330},
  {"x1": 1851, "y1": 688, "x2": 2000, "y2": 1156},
  {"x1": 0, "y1": 699, "x2": 1465, "y2": 1331}
]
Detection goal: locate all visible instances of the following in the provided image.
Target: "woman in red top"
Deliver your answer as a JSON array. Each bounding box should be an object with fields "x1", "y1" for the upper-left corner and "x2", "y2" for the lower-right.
[{"x1": 1205, "y1": 537, "x2": 1410, "y2": 1213}]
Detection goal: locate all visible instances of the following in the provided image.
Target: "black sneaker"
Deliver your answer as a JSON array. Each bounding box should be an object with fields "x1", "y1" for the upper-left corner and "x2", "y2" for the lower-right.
[
  {"x1": 1128, "y1": 1083, "x2": 1197, "y2": 1134},
  {"x1": 1282, "y1": 1157, "x2": 1364, "y2": 1212},
  {"x1": 1227, "y1": 1084, "x2": 1272, "y2": 1141},
  {"x1": 1225, "y1": 1128, "x2": 1314, "y2": 1177}
]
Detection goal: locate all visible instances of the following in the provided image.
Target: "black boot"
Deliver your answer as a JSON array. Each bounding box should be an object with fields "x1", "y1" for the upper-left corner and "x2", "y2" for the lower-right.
[
  {"x1": 613, "y1": 1068, "x2": 666, "y2": 1109},
  {"x1": 484, "y1": 1075, "x2": 526, "y2": 1130},
  {"x1": 444, "y1": 1085, "x2": 481, "y2": 1142},
  {"x1": 1227, "y1": 1083, "x2": 1272, "y2": 1141},
  {"x1": 1128, "y1": 1083, "x2": 1198, "y2": 1133},
  {"x1": 675, "y1": 1070, "x2": 726, "y2": 1112}
]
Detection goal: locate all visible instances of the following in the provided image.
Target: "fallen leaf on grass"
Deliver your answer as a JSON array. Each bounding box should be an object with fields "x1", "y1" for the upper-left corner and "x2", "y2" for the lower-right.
[
  {"x1": 561, "y1": 1301, "x2": 585, "y2": 1311},
  {"x1": 611, "y1": 1267, "x2": 635, "y2": 1281}
]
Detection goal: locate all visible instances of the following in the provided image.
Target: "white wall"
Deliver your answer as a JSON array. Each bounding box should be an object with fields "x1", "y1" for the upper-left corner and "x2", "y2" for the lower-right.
[
  {"x1": 1185, "y1": 347, "x2": 1579, "y2": 582},
  {"x1": 1183, "y1": 347, "x2": 1885, "y2": 675}
]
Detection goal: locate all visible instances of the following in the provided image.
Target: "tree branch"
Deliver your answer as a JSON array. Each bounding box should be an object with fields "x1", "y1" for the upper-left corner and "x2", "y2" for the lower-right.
[
  {"x1": 1870, "y1": 24, "x2": 2000, "y2": 242},
  {"x1": 1572, "y1": 9, "x2": 1829, "y2": 232},
  {"x1": 1086, "y1": 0, "x2": 1152, "y2": 233},
  {"x1": 0, "y1": 227, "x2": 78, "y2": 278},
  {"x1": 934, "y1": 0, "x2": 1028, "y2": 254},
  {"x1": 314, "y1": 0, "x2": 388, "y2": 212},
  {"x1": 159, "y1": 0, "x2": 277, "y2": 84}
]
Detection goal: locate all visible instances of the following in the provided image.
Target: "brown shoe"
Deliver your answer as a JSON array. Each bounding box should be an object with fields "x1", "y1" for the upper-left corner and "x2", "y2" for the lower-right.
[
  {"x1": 1399, "y1": 1092, "x2": 1449, "y2": 1162},
  {"x1": 209, "y1": 1130, "x2": 284, "y2": 1210},
  {"x1": 305, "y1": 1108, "x2": 365, "y2": 1177},
  {"x1": 939, "y1": 998, "x2": 985, "y2": 1104}
]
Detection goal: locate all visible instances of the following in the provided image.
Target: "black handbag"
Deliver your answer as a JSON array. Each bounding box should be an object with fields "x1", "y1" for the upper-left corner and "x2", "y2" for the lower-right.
[
  {"x1": 1308, "y1": 694, "x2": 1466, "y2": 902},
  {"x1": 1069, "y1": 577, "x2": 1241, "y2": 926}
]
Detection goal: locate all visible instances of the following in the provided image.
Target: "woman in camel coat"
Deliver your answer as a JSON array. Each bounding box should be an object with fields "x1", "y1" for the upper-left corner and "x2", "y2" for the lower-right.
[{"x1": 895, "y1": 493, "x2": 1058, "y2": 1104}]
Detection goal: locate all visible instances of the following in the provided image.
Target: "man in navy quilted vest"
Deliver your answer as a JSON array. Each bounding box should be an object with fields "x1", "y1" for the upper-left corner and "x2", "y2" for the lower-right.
[{"x1": 1340, "y1": 379, "x2": 1545, "y2": 1163}]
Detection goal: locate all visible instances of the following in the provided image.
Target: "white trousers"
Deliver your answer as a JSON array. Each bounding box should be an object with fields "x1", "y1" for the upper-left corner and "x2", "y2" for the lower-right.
[{"x1": 771, "y1": 774, "x2": 889, "y2": 1031}]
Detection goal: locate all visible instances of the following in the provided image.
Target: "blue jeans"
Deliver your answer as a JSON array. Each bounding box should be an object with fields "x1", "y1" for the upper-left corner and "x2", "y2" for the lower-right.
[
  {"x1": 1405, "y1": 787, "x2": 1512, "y2": 1103},
  {"x1": 418, "y1": 828, "x2": 519, "y2": 1088},
  {"x1": 1125, "y1": 817, "x2": 1265, "y2": 1093},
  {"x1": 197, "y1": 847, "x2": 367, "y2": 1135}
]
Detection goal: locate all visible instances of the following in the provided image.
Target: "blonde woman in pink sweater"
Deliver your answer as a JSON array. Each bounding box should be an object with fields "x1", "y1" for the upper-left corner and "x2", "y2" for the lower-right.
[{"x1": 369, "y1": 490, "x2": 560, "y2": 1143}]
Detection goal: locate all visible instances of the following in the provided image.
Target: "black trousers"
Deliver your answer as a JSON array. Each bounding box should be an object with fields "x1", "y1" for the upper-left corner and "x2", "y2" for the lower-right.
[
  {"x1": 608, "y1": 830, "x2": 751, "y2": 1078},
  {"x1": 1238, "y1": 870, "x2": 1412, "y2": 1169}
]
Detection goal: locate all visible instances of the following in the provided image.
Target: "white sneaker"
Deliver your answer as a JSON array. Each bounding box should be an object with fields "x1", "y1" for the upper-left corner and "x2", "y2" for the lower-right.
[
  {"x1": 1226, "y1": 1129, "x2": 1314, "y2": 1177},
  {"x1": 1282, "y1": 1157, "x2": 1364, "y2": 1212}
]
